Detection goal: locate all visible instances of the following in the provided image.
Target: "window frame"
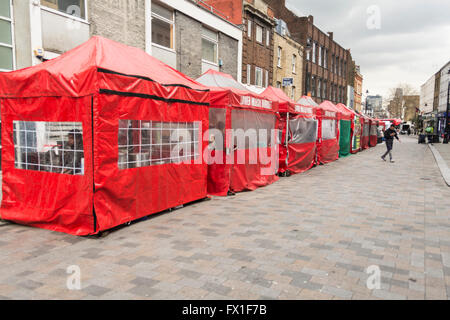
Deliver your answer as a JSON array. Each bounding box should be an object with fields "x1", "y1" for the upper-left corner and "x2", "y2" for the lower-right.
[
  {"x1": 266, "y1": 29, "x2": 270, "y2": 46},
  {"x1": 277, "y1": 46, "x2": 282, "y2": 68},
  {"x1": 247, "y1": 19, "x2": 252, "y2": 38},
  {"x1": 318, "y1": 46, "x2": 322, "y2": 66},
  {"x1": 255, "y1": 66, "x2": 263, "y2": 87},
  {"x1": 312, "y1": 41, "x2": 316, "y2": 63},
  {"x1": 0, "y1": 0, "x2": 15, "y2": 72},
  {"x1": 292, "y1": 54, "x2": 296, "y2": 74},
  {"x1": 246, "y1": 64, "x2": 251, "y2": 85},
  {"x1": 265, "y1": 69, "x2": 269, "y2": 88},
  {"x1": 151, "y1": 2, "x2": 175, "y2": 51},
  {"x1": 201, "y1": 26, "x2": 219, "y2": 65},
  {"x1": 40, "y1": 0, "x2": 88, "y2": 22},
  {"x1": 255, "y1": 24, "x2": 263, "y2": 44}
]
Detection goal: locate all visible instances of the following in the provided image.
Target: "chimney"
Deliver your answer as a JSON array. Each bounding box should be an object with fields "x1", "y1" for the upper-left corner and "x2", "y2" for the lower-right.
[
  {"x1": 307, "y1": 15, "x2": 313, "y2": 24},
  {"x1": 328, "y1": 32, "x2": 333, "y2": 40}
]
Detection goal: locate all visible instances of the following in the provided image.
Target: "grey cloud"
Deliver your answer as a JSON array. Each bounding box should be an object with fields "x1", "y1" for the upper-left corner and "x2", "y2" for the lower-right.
[{"x1": 285, "y1": 0, "x2": 450, "y2": 97}]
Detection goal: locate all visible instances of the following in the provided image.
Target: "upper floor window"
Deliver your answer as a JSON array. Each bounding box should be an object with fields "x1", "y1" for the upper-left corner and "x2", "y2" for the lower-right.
[
  {"x1": 306, "y1": 38, "x2": 312, "y2": 61},
  {"x1": 41, "y1": 0, "x2": 86, "y2": 19},
  {"x1": 277, "y1": 46, "x2": 282, "y2": 67},
  {"x1": 256, "y1": 25, "x2": 263, "y2": 43},
  {"x1": 246, "y1": 64, "x2": 251, "y2": 85},
  {"x1": 266, "y1": 29, "x2": 270, "y2": 46},
  {"x1": 265, "y1": 69, "x2": 269, "y2": 88},
  {"x1": 318, "y1": 46, "x2": 322, "y2": 66},
  {"x1": 324, "y1": 49, "x2": 328, "y2": 69},
  {"x1": 317, "y1": 79, "x2": 322, "y2": 99},
  {"x1": 247, "y1": 20, "x2": 252, "y2": 38},
  {"x1": 312, "y1": 42, "x2": 316, "y2": 63},
  {"x1": 291, "y1": 86, "x2": 296, "y2": 100},
  {"x1": 151, "y1": 2, "x2": 174, "y2": 49},
  {"x1": 0, "y1": 0, "x2": 13, "y2": 71},
  {"x1": 14, "y1": 121, "x2": 85, "y2": 175},
  {"x1": 292, "y1": 54, "x2": 296, "y2": 74},
  {"x1": 255, "y1": 67, "x2": 263, "y2": 87},
  {"x1": 202, "y1": 27, "x2": 218, "y2": 64}
]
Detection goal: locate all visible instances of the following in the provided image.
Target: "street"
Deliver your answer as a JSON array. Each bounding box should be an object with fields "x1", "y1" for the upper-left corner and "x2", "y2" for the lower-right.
[{"x1": 0, "y1": 136, "x2": 449, "y2": 300}]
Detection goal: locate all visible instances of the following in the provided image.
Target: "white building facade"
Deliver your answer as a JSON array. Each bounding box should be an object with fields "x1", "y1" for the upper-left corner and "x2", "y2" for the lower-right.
[{"x1": 420, "y1": 74, "x2": 435, "y2": 115}]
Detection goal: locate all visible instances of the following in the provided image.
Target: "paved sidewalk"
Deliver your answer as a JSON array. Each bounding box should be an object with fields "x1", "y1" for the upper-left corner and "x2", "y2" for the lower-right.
[
  {"x1": 431, "y1": 144, "x2": 450, "y2": 186},
  {"x1": 0, "y1": 136, "x2": 450, "y2": 300}
]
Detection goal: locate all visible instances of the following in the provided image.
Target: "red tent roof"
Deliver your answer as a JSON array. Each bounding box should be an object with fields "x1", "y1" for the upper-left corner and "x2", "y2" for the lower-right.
[
  {"x1": 0, "y1": 36, "x2": 207, "y2": 98},
  {"x1": 261, "y1": 86, "x2": 312, "y2": 115},
  {"x1": 335, "y1": 103, "x2": 353, "y2": 120},
  {"x1": 196, "y1": 71, "x2": 277, "y2": 112},
  {"x1": 317, "y1": 101, "x2": 340, "y2": 119}
]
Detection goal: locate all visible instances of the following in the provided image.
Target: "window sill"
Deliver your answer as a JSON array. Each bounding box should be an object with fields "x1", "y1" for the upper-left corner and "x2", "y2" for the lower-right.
[
  {"x1": 202, "y1": 60, "x2": 219, "y2": 67},
  {"x1": 151, "y1": 43, "x2": 176, "y2": 53}
]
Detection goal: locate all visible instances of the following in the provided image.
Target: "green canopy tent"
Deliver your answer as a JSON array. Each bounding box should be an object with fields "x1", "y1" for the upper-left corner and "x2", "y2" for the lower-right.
[{"x1": 335, "y1": 103, "x2": 353, "y2": 158}]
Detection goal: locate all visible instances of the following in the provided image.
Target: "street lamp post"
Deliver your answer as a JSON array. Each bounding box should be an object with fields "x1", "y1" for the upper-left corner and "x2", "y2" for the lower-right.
[
  {"x1": 444, "y1": 69, "x2": 450, "y2": 144},
  {"x1": 303, "y1": 41, "x2": 312, "y2": 96},
  {"x1": 365, "y1": 90, "x2": 369, "y2": 115}
]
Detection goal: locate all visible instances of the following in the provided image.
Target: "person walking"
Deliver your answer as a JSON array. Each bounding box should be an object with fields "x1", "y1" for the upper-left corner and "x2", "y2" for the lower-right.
[{"x1": 381, "y1": 124, "x2": 400, "y2": 163}]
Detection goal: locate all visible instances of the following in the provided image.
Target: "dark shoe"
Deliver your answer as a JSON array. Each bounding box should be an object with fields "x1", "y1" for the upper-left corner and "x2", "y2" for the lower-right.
[
  {"x1": 390, "y1": 160, "x2": 395, "y2": 163},
  {"x1": 381, "y1": 156, "x2": 386, "y2": 161}
]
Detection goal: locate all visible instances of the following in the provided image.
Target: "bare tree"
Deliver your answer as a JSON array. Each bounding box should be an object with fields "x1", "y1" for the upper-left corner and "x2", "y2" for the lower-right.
[{"x1": 386, "y1": 83, "x2": 419, "y2": 118}]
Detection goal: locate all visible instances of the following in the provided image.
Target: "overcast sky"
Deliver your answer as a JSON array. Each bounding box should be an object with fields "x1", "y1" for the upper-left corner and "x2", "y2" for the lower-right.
[{"x1": 285, "y1": 0, "x2": 450, "y2": 100}]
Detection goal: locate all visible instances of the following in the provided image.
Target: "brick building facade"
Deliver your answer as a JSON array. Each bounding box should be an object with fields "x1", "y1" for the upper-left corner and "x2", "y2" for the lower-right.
[
  {"x1": 272, "y1": 20, "x2": 303, "y2": 101},
  {"x1": 205, "y1": 0, "x2": 275, "y2": 88},
  {"x1": 264, "y1": 0, "x2": 352, "y2": 105},
  {"x1": 354, "y1": 65, "x2": 363, "y2": 113}
]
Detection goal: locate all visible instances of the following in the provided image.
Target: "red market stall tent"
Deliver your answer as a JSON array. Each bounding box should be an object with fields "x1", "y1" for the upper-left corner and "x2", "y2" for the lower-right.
[
  {"x1": 316, "y1": 101, "x2": 341, "y2": 164},
  {"x1": 335, "y1": 103, "x2": 353, "y2": 158},
  {"x1": 347, "y1": 108, "x2": 361, "y2": 154},
  {"x1": 369, "y1": 118, "x2": 379, "y2": 147},
  {"x1": 0, "y1": 36, "x2": 210, "y2": 236},
  {"x1": 360, "y1": 115, "x2": 370, "y2": 150},
  {"x1": 196, "y1": 70, "x2": 279, "y2": 196},
  {"x1": 261, "y1": 88, "x2": 317, "y2": 175}
]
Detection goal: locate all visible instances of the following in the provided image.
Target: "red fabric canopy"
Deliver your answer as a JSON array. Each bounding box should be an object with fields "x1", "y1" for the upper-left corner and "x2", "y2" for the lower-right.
[
  {"x1": 335, "y1": 103, "x2": 353, "y2": 121},
  {"x1": 261, "y1": 89, "x2": 317, "y2": 175},
  {"x1": 316, "y1": 101, "x2": 340, "y2": 164},
  {"x1": 196, "y1": 70, "x2": 279, "y2": 196},
  {"x1": 0, "y1": 36, "x2": 207, "y2": 99},
  {"x1": 0, "y1": 36, "x2": 210, "y2": 236}
]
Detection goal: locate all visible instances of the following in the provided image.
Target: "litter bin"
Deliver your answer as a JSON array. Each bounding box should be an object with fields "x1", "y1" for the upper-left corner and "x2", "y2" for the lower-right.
[{"x1": 418, "y1": 134, "x2": 426, "y2": 144}]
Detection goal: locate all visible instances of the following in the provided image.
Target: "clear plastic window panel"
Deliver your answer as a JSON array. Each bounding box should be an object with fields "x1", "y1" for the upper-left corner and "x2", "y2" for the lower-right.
[
  {"x1": 13, "y1": 121, "x2": 84, "y2": 175},
  {"x1": 118, "y1": 120, "x2": 201, "y2": 169},
  {"x1": 321, "y1": 119, "x2": 337, "y2": 140},
  {"x1": 289, "y1": 118, "x2": 318, "y2": 144},
  {"x1": 208, "y1": 108, "x2": 226, "y2": 151},
  {"x1": 362, "y1": 122, "x2": 370, "y2": 137},
  {"x1": 231, "y1": 110, "x2": 276, "y2": 150},
  {"x1": 370, "y1": 124, "x2": 378, "y2": 135}
]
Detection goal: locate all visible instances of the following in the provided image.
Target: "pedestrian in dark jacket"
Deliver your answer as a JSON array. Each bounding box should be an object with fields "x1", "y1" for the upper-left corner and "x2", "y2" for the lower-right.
[{"x1": 381, "y1": 124, "x2": 400, "y2": 163}]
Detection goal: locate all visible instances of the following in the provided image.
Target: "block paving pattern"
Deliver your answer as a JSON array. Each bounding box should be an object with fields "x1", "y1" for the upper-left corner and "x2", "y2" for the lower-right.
[{"x1": 0, "y1": 136, "x2": 450, "y2": 300}]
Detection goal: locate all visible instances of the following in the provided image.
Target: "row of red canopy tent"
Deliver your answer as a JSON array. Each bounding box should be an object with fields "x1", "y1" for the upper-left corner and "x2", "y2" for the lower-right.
[{"x1": 0, "y1": 36, "x2": 383, "y2": 236}]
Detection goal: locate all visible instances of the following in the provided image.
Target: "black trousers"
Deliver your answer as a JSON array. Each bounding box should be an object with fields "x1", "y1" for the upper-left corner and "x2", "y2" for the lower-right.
[{"x1": 382, "y1": 139, "x2": 393, "y2": 160}]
